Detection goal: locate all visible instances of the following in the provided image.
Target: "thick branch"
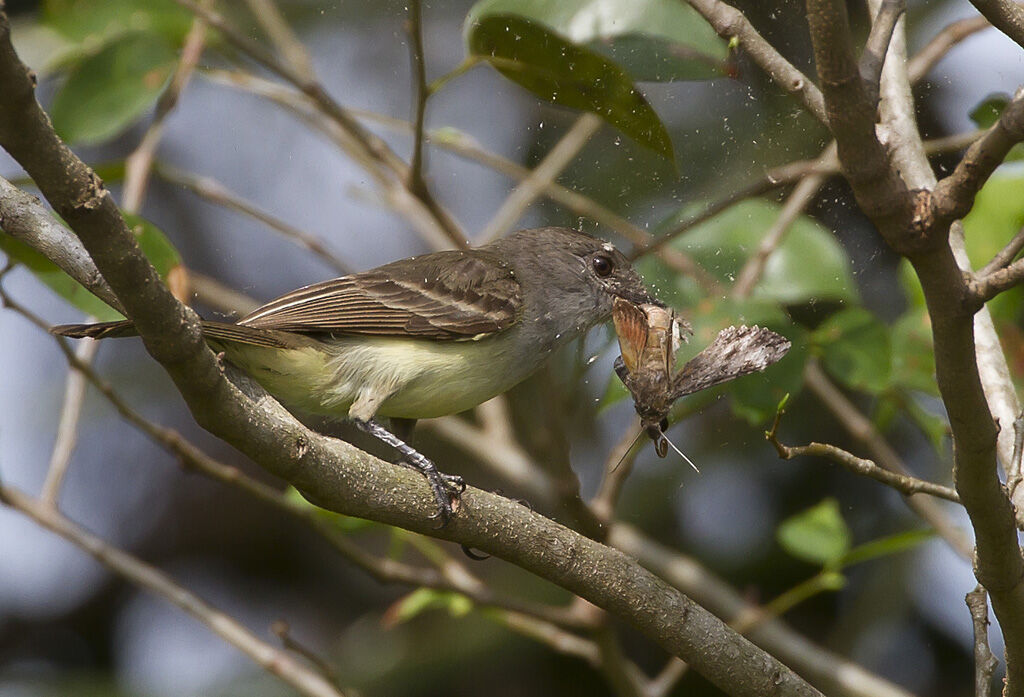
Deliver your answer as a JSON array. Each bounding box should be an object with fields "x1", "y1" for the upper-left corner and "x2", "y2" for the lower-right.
[
  {"x1": 968, "y1": 0, "x2": 1024, "y2": 49},
  {"x1": 805, "y1": 0, "x2": 910, "y2": 235},
  {"x1": 931, "y1": 89, "x2": 1024, "y2": 230},
  {"x1": 0, "y1": 176, "x2": 122, "y2": 313}
]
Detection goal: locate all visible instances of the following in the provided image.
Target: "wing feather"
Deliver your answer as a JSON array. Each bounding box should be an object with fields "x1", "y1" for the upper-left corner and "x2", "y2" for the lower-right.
[{"x1": 238, "y1": 250, "x2": 522, "y2": 340}]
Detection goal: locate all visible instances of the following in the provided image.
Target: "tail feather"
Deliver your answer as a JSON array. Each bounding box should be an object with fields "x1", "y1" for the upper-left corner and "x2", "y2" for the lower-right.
[
  {"x1": 51, "y1": 320, "x2": 138, "y2": 339},
  {"x1": 52, "y1": 319, "x2": 307, "y2": 349}
]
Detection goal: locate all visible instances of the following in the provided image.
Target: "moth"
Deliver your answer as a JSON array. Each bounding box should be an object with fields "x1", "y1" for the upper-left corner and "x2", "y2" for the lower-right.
[{"x1": 612, "y1": 297, "x2": 791, "y2": 460}]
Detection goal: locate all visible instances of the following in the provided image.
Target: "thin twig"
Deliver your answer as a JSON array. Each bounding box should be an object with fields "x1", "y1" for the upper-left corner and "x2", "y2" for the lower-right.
[
  {"x1": 907, "y1": 14, "x2": 993, "y2": 82},
  {"x1": 243, "y1": 0, "x2": 315, "y2": 82},
  {"x1": 123, "y1": 2, "x2": 210, "y2": 212},
  {"x1": 156, "y1": 164, "x2": 351, "y2": 274},
  {"x1": 406, "y1": 0, "x2": 430, "y2": 199},
  {"x1": 478, "y1": 113, "x2": 603, "y2": 243},
  {"x1": 931, "y1": 88, "x2": 1024, "y2": 230},
  {"x1": 766, "y1": 428, "x2": 961, "y2": 503},
  {"x1": 271, "y1": 620, "x2": 341, "y2": 686},
  {"x1": 980, "y1": 226, "x2": 1024, "y2": 277},
  {"x1": 0, "y1": 485, "x2": 349, "y2": 697},
  {"x1": 804, "y1": 361, "x2": 974, "y2": 559},
  {"x1": 968, "y1": 255, "x2": 1024, "y2": 305},
  {"x1": 966, "y1": 586, "x2": 999, "y2": 697},
  {"x1": 40, "y1": 337, "x2": 98, "y2": 507},
  {"x1": 1007, "y1": 413, "x2": 1024, "y2": 514},
  {"x1": 731, "y1": 144, "x2": 837, "y2": 298},
  {"x1": 684, "y1": 0, "x2": 827, "y2": 124},
  {"x1": 859, "y1": 0, "x2": 905, "y2": 106},
  {"x1": 174, "y1": 0, "x2": 469, "y2": 249},
  {"x1": 591, "y1": 416, "x2": 643, "y2": 524},
  {"x1": 630, "y1": 149, "x2": 838, "y2": 260},
  {"x1": 646, "y1": 658, "x2": 688, "y2": 697}
]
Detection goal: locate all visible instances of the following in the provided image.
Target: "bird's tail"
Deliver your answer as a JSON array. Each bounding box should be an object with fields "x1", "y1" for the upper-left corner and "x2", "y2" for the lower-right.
[
  {"x1": 52, "y1": 319, "x2": 306, "y2": 349},
  {"x1": 52, "y1": 320, "x2": 138, "y2": 339}
]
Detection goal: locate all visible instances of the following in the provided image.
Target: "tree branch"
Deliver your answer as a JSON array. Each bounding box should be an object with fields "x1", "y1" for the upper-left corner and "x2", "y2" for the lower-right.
[
  {"x1": 859, "y1": 0, "x2": 905, "y2": 107},
  {"x1": 805, "y1": 0, "x2": 910, "y2": 235},
  {"x1": 0, "y1": 485, "x2": 350, "y2": 697},
  {"x1": 931, "y1": 88, "x2": 1024, "y2": 231},
  {"x1": 0, "y1": 14, "x2": 822, "y2": 695},
  {"x1": 478, "y1": 113, "x2": 602, "y2": 243},
  {"x1": 173, "y1": 0, "x2": 469, "y2": 249},
  {"x1": 766, "y1": 428, "x2": 961, "y2": 503},
  {"x1": 966, "y1": 586, "x2": 999, "y2": 697},
  {"x1": 968, "y1": 0, "x2": 1024, "y2": 49},
  {"x1": 156, "y1": 164, "x2": 352, "y2": 273},
  {"x1": 685, "y1": 0, "x2": 827, "y2": 124}
]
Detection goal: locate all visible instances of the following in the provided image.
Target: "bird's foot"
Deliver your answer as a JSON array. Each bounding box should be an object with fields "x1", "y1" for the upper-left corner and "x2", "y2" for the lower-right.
[{"x1": 353, "y1": 419, "x2": 464, "y2": 525}]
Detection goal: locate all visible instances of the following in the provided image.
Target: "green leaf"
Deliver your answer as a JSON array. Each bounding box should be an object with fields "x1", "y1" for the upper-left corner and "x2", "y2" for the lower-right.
[
  {"x1": 50, "y1": 31, "x2": 177, "y2": 145},
  {"x1": 0, "y1": 234, "x2": 123, "y2": 321},
  {"x1": 969, "y1": 93, "x2": 1011, "y2": 129},
  {"x1": 961, "y1": 171, "x2": 1024, "y2": 326},
  {"x1": 466, "y1": 0, "x2": 728, "y2": 82},
  {"x1": 384, "y1": 589, "x2": 472, "y2": 626},
  {"x1": 777, "y1": 498, "x2": 851, "y2": 567},
  {"x1": 649, "y1": 199, "x2": 858, "y2": 309},
  {"x1": 0, "y1": 212, "x2": 183, "y2": 322},
  {"x1": 812, "y1": 307, "x2": 892, "y2": 394},
  {"x1": 283, "y1": 487, "x2": 378, "y2": 533},
  {"x1": 465, "y1": 14, "x2": 675, "y2": 162},
  {"x1": 838, "y1": 528, "x2": 934, "y2": 569},
  {"x1": 889, "y1": 309, "x2": 937, "y2": 396},
  {"x1": 43, "y1": 0, "x2": 193, "y2": 46},
  {"x1": 123, "y1": 213, "x2": 182, "y2": 278}
]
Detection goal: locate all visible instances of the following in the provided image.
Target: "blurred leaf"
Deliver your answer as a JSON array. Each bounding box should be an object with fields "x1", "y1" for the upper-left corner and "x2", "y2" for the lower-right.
[
  {"x1": 284, "y1": 486, "x2": 378, "y2": 533},
  {"x1": 812, "y1": 308, "x2": 892, "y2": 394},
  {"x1": 890, "y1": 306, "x2": 937, "y2": 395},
  {"x1": 1, "y1": 212, "x2": 181, "y2": 320},
  {"x1": 650, "y1": 199, "x2": 859, "y2": 308},
  {"x1": 466, "y1": 0, "x2": 728, "y2": 81},
  {"x1": 123, "y1": 213, "x2": 182, "y2": 277},
  {"x1": 838, "y1": 528, "x2": 934, "y2": 569},
  {"x1": 0, "y1": 234, "x2": 123, "y2": 321},
  {"x1": 777, "y1": 498, "x2": 851, "y2": 567},
  {"x1": 51, "y1": 31, "x2": 176, "y2": 145},
  {"x1": 970, "y1": 92, "x2": 1010, "y2": 129},
  {"x1": 43, "y1": 0, "x2": 193, "y2": 46},
  {"x1": 589, "y1": 33, "x2": 726, "y2": 82},
  {"x1": 599, "y1": 367, "x2": 631, "y2": 410},
  {"x1": 962, "y1": 171, "x2": 1024, "y2": 325},
  {"x1": 465, "y1": 14, "x2": 675, "y2": 162},
  {"x1": 384, "y1": 589, "x2": 473, "y2": 627}
]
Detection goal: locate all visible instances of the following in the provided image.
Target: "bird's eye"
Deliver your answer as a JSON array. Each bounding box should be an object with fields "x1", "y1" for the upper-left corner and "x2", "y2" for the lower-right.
[{"x1": 592, "y1": 254, "x2": 614, "y2": 277}]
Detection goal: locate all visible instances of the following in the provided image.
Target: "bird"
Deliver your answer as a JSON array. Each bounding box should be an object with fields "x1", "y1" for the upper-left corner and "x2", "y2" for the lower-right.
[{"x1": 53, "y1": 227, "x2": 656, "y2": 522}]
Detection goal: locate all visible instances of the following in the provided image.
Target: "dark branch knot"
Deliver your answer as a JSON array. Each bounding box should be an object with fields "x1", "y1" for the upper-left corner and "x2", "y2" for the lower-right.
[{"x1": 72, "y1": 171, "x2": 108, "y2": 212}]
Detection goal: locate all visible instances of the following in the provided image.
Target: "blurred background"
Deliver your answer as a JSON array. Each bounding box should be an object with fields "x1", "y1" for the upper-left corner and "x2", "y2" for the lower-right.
[{"x1": 1, "y1": 0, "x2": 1023, "y2": 695}]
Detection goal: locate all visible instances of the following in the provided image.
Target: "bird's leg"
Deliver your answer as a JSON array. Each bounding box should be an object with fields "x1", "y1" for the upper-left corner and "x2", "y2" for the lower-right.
[
  {"x1": 352, "y1": 418, "x2": 465, "y2": 524},
  {"x1": 389, "y1": 417, "x2": 465, "y2": 492}
]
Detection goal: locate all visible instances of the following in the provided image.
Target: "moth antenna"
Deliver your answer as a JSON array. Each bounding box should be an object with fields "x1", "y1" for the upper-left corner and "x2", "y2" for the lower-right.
[
  {"x1": 612, "y1": 428, "x2": 646, "y2": 472},
  {"x1": 662, "y1": 433, "x2": 700, "y2": 473}
]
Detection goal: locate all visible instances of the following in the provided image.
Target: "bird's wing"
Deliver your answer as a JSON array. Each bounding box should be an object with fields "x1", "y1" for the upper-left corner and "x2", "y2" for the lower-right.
[
  {"x1": 668, "y1": 325, "x2": 790, "y2": 399},
  {"x1": 237, "y1": 250, "x2": 523, "y2": 340}
]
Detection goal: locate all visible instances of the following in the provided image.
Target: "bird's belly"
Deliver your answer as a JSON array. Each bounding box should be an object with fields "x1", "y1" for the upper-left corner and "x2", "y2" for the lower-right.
[{"x1": 222, "y1": 334, "x2": 541, "y2": 421}]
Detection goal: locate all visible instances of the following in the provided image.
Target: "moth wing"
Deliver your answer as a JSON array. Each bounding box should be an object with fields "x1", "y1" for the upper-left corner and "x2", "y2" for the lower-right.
[
  {"x1": 670, "y1": 326, "x2": 790, "y2": 399},
  {"x1": 612, "y1": 297, "x2": 650, "y2": 375}
]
